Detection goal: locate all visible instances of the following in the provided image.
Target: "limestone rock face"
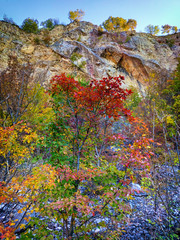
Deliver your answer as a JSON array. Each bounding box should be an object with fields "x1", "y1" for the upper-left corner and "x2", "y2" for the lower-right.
[
  {"x1": 0, "y1": 20, "x2": 179, "y2": 91},
  {"x1": 21, "y1": 45, "x2": 35, "y2": 54}
]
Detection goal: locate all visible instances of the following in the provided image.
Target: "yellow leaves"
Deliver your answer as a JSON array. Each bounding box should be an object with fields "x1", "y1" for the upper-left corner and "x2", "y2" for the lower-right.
[
  {"x1": 10, "y1": 164, "x2": 57, "y2": 204},
  {"x1": 64, "y1": 183, "x2": 69, "y2": 189},
  {"x1": 34, "y1": 207, "x2": 39, "y2": 212},
  {"x1": 24, "y1": 216, "x2": 31, "y2": 221},
  {"x1": 166, "y1": 115, "x2": 174, "y2": 125},
  {"x1": 68, "y1": 9, "x2": 85, "y2": 22},
  {"x1": 0, "y1": 123, "x2": 37, "y2": 164},
  {"x1": 20, "y1": 224, "x2": 26, "y2": 229},
  {"x1": 9, "y1": 222, "x2": 15, "y2": 226}
]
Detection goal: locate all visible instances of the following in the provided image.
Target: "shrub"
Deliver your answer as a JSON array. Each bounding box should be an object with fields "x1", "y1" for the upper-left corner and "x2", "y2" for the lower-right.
[
  {"x1": 42, "y1": 29, "x2": 51, "y2": 46},
  {"x1": 145, "y1": 24, "x2": 160, "y2": 35},
  {"x1": 68, "y1": 9, "x2": 85, "y2": 22},
  {"x1": 21, "y1": 18, "x2": 39, "y2": 34},
  {"x1": 34, "y1": 37, "x2": 41, "y2": 45},
  {"x1": 41, "y1": 18, "x2": 59, "y2": 30}
]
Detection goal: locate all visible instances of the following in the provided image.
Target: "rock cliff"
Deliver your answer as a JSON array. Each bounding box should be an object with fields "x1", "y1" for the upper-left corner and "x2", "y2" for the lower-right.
[{"x1": 0, "y1": 20, "x2": 179, "y2": 92}]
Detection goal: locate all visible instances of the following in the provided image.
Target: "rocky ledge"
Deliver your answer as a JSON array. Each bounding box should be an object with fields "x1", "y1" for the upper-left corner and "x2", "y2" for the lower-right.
[{"x1": 0, "y1": 21, "x2": 179, "y2": 92}]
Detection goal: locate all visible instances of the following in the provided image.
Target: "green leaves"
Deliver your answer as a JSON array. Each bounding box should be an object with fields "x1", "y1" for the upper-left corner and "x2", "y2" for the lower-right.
[{"x1": 21, "y1": 18, "x2": 39, "y2": 33}]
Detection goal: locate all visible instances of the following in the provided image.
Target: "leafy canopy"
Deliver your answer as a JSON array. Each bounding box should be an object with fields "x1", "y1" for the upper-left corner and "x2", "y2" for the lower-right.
[
  {"x1": 102, "y1": 16, "x2": 137, "y2": 32},
  {"x1": 68, "y1": 9, "x2": 85, "y2": 22},
  {"x1": 145, "y1": 24, "x2": 160, "y2": 35},
  {"x1": 41, "y1": 18, "x2": 59, "y2": 30},
  {"x1": 21, "y1": 18, "x2": 39, "y2": 33}
]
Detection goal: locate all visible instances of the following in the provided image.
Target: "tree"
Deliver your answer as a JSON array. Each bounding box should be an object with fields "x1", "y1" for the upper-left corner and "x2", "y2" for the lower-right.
[
  {"x1": 171, "y1": 26, "x2": 178, "y2": 33},
  {"x1": 41, "y1": 18, "x2": 59, "y2": 30},
  {"x1": 21, "y1": 73, "x2": 151, "y2": 239},
  {"x1": 0, "y1": 72, "x2": 153, "y2": 239},
  {"x1": 126, "y1": 19, "x2": 137, "y2": 31},
  {"x1": 127, "y1": 70, "x2": 180, "y2": 238},
  {"x1": 145, "y1": 24, "x2": 160, "y2": 35},
  {"x1": 0, "y1": 55, "x2": 40, "y2": 126},
  {"x1": 68, "y1": 9, "x2": 85, "y2": 22},
  {"x1": 102, "y1": 16, "x2": 127, "y2": 32},
  {"x1": 161, "y1": 24, "x2": 172, "y2": 34},
  {"x1": 3, "y1": 14, "x2": 16, "y2": 25},
  {"x1": 21, "y1": 18, "x2": 39, "y2": 33},
  {"x1": 47, "y1": 73, "x2": 133, "y2": 169}
]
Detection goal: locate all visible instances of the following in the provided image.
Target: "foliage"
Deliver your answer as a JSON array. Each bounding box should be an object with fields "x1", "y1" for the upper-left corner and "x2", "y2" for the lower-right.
[
  {"x1": 126, "y1": 19, "x2": 137, "y2": 31},
  {"x1": 0, "y1": 122, "x2": 37, "y2": 180},
  {"x1": 70, "y1": 52, "x2": 83, "y2": 62},
  {"x1": 41, "y1": 29, "x2": 52, "y2": 46},
  {"x1": 70, "y1": 52, "x2": 86, "y2": 70},
  {"x1": 0, "y1": 164, "x2": 55, "y2": 239},
  {"x1": 29, "y1": 73, "x2": 152, "y2": 238},
  {"x1": 171, "y1": 26, "x2": 178, "y2": 33},
  {"x1": 23, "y1": 85, "x2": 54, "y2": 131},
  {"x1": 161, "y1": 24, "x2": 172, "y2": 34},
  {"x1": 68, "y1": 9, "x2": 85, "y2": 22},
  {"x1": 41, "y1": 18, "x2": 59, "y2": 30},
  {"x1": 3, "y1": 14, "x2": 16, "y2": 25},
  {"x1": 0, "y1": 55, "x2": 40, "y2": 126},
  {"x1": 125, "y1": 87, "x2": 142, "y2": 112},
  {"x1": 162, "y1": 59, "x2": 180, "y2": 122},
  {"x1": 21, "y1": 18, "x2": 39, "y2": 34},
  {"x1": 127, "y1": 68, "x2": 180, "y2": 238},
  {"x1": 102, "y1": 16, "x2": 127, "y2": 32},
  {"x1": 33, "y1": 37, "x2": 41, "y2": 45},
  {"x1": 47, "y1": 74, "x2": 133, "y2": 168},
  {"x1": 145, "y1": 24, "x2": 160, "y2": 35},
  {"x1": 102, "y1": 16, "x2": 137, "y2": 32},
  {"x1": 165, "y1": 38, "x2": 175, "y2": 48},
  {"x1": 0, "y1": 72, "x2": 154, "y2": 239},
  {"x1": 0, "y1": 122, "x2": 38, "y2": 238}
]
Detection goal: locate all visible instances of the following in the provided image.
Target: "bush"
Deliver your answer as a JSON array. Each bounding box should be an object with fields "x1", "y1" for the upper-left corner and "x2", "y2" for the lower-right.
[
  {"x1": 21, "y1": 18, "x2": 39, "y2": 34},
  {"x1": 42, "y1": 29, "x2": 51, "y2": 46},
  {"x1": 34, "y1": 37, "x2": 41, "y2": 45},
  {"x1": 68, "y1": 9, "x2": 85, "y2": 22},
  {"x1": 41, "y1": 18, "x2": 59, "y2": 30}
]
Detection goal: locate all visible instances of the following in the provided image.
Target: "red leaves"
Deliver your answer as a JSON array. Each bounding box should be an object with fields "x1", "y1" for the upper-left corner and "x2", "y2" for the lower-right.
[
  {"x1": 0, "y1": 222, "x2": 16, "y2": 240},
  {"x1": 49, "y1": 73, "x2": 133, "y2": 120},
  {"x1": 117, "y1": 117, "x2": 153, "y2": 173},
  {"x1": 57, "y1": 166, "x2": 104, "y2": 182}
]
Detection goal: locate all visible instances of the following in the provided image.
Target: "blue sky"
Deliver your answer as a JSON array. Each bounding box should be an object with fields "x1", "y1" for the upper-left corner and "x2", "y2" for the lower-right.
[{"x1": 0, "y1": 0, "x2": 179, "y2": 32}]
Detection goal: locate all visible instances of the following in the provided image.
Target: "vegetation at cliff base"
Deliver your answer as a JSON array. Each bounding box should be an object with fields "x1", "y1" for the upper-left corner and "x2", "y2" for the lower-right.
[{"x1": 0, "y1": 53, "x2": 179, "y2": 239}]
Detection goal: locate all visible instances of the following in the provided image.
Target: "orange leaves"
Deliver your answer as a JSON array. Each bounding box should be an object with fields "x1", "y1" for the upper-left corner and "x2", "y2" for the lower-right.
[
  {"x1": 57, "y1": 165, "x2": 105, "y2": 182},
  {"x1": 50, "y1": 193, "x2": 94, "y2": 216},
  {"x1": 0, "y1": 182, "x2": 11, "y2": 204},
  {"x1": 14, "y1": 164, "x2": 57, "y2": 198},
  {"x1": 117, "y1": 117, "x2": 153, "y2": 174},
  {"x1": 0, "y1": 222, "x2": 16, "y2": 240}
]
